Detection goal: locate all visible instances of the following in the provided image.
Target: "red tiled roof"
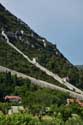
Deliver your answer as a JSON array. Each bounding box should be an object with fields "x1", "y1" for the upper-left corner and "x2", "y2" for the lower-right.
[{"x1": 4, "y1": 96, "x2": 21, "y2": 100}]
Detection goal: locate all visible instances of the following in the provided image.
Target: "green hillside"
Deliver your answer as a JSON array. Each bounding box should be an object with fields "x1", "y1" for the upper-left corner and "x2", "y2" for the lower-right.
[
  {"x1": 0, "y1": 3, "x2": 83, "y2": 89},
  {"x1": 0, "y1": 3, "x2": 83, "y2": 124}
]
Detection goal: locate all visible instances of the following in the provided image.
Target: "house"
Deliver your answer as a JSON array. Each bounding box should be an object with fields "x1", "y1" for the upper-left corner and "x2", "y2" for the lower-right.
[
  {"x1": 4, "y1": 96, "x2": 21, "y2": 103},
  {"x1": 8, "y1": 106, "x2": 25, "y2": 115},
  {"x1": 67, "y1": 98, "x2": 75, "y2": 105},
  {"x1": 67, "y1": 98, "x2": 83, "y2": 107}
]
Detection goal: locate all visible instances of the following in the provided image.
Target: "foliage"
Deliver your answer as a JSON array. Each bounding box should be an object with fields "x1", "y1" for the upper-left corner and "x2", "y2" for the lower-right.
[
  {"x1": 0, "y1": 113, "x2": 83, "y2": 125},
  {"x1": 0, "y1": 72, "x2": 83, "y2": 124}
]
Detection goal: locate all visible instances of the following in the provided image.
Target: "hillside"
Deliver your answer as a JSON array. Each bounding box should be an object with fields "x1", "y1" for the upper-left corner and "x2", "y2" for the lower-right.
[
  {"x1": 76, "y1": 65, "x2": 83, "y2": 70},
  {"x1": 1, "y1": 3, "x2": 83, "y2": 124},
  {"x1": 0, "y1": 3, "x2": 83, "y2": 90}
]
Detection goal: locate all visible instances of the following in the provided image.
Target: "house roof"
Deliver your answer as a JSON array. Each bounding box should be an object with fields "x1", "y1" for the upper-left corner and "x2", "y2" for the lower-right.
[{"x1": 4, "y1": 96, "x2": 21, "y2": 100}]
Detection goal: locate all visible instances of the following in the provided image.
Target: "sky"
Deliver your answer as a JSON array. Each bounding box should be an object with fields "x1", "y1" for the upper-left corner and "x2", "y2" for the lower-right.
[{"x1": 0, "y1": 0, "x2": 83, "y2": 65}]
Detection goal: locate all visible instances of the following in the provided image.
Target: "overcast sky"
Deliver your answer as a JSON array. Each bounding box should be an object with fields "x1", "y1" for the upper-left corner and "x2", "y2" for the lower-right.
[{"x1": 0, "y1": 0, "x2": 83, "y2": 65}]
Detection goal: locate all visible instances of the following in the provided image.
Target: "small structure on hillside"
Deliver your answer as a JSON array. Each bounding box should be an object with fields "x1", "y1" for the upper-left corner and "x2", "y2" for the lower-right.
[
  {"x1": 67, "y1": 98, "x2": 83, "y2": 107},
  {"x1": 8, "y1": 106, "x2": 25, "y2": 115},
  {"x1": 67, "y1": 98, "x2": 75, "y2": 105},
  {"x1": 20, "y1": 30, "x2": 24, "y2": 35},
  {"x1": 63, "y1": 76, "x2": 70, "y2": 82},
  {"x1": 42, "y1": 39, "x2": 47, "y2": 48},
  {"x1": 32, "y1": 58, "x2": 37, "y2": 64},
  {"x1": 4, "y1": 96, "x2": 21, "y2": 103}
]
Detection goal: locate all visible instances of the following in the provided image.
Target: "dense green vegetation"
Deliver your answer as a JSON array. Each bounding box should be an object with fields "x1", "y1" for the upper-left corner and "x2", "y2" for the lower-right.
[
  {"x1": 0, "y1": 72, "x2": 68, "y2": 105},
  {"x1": 0, "y1": 41, "x2": 67, "y2": 88},
  {"x1": 0, "y1": 72, "x2": 83, "y2": 124},
  {"x1": 0, "y1": 112, "x2": 83, "y2": 125}
]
